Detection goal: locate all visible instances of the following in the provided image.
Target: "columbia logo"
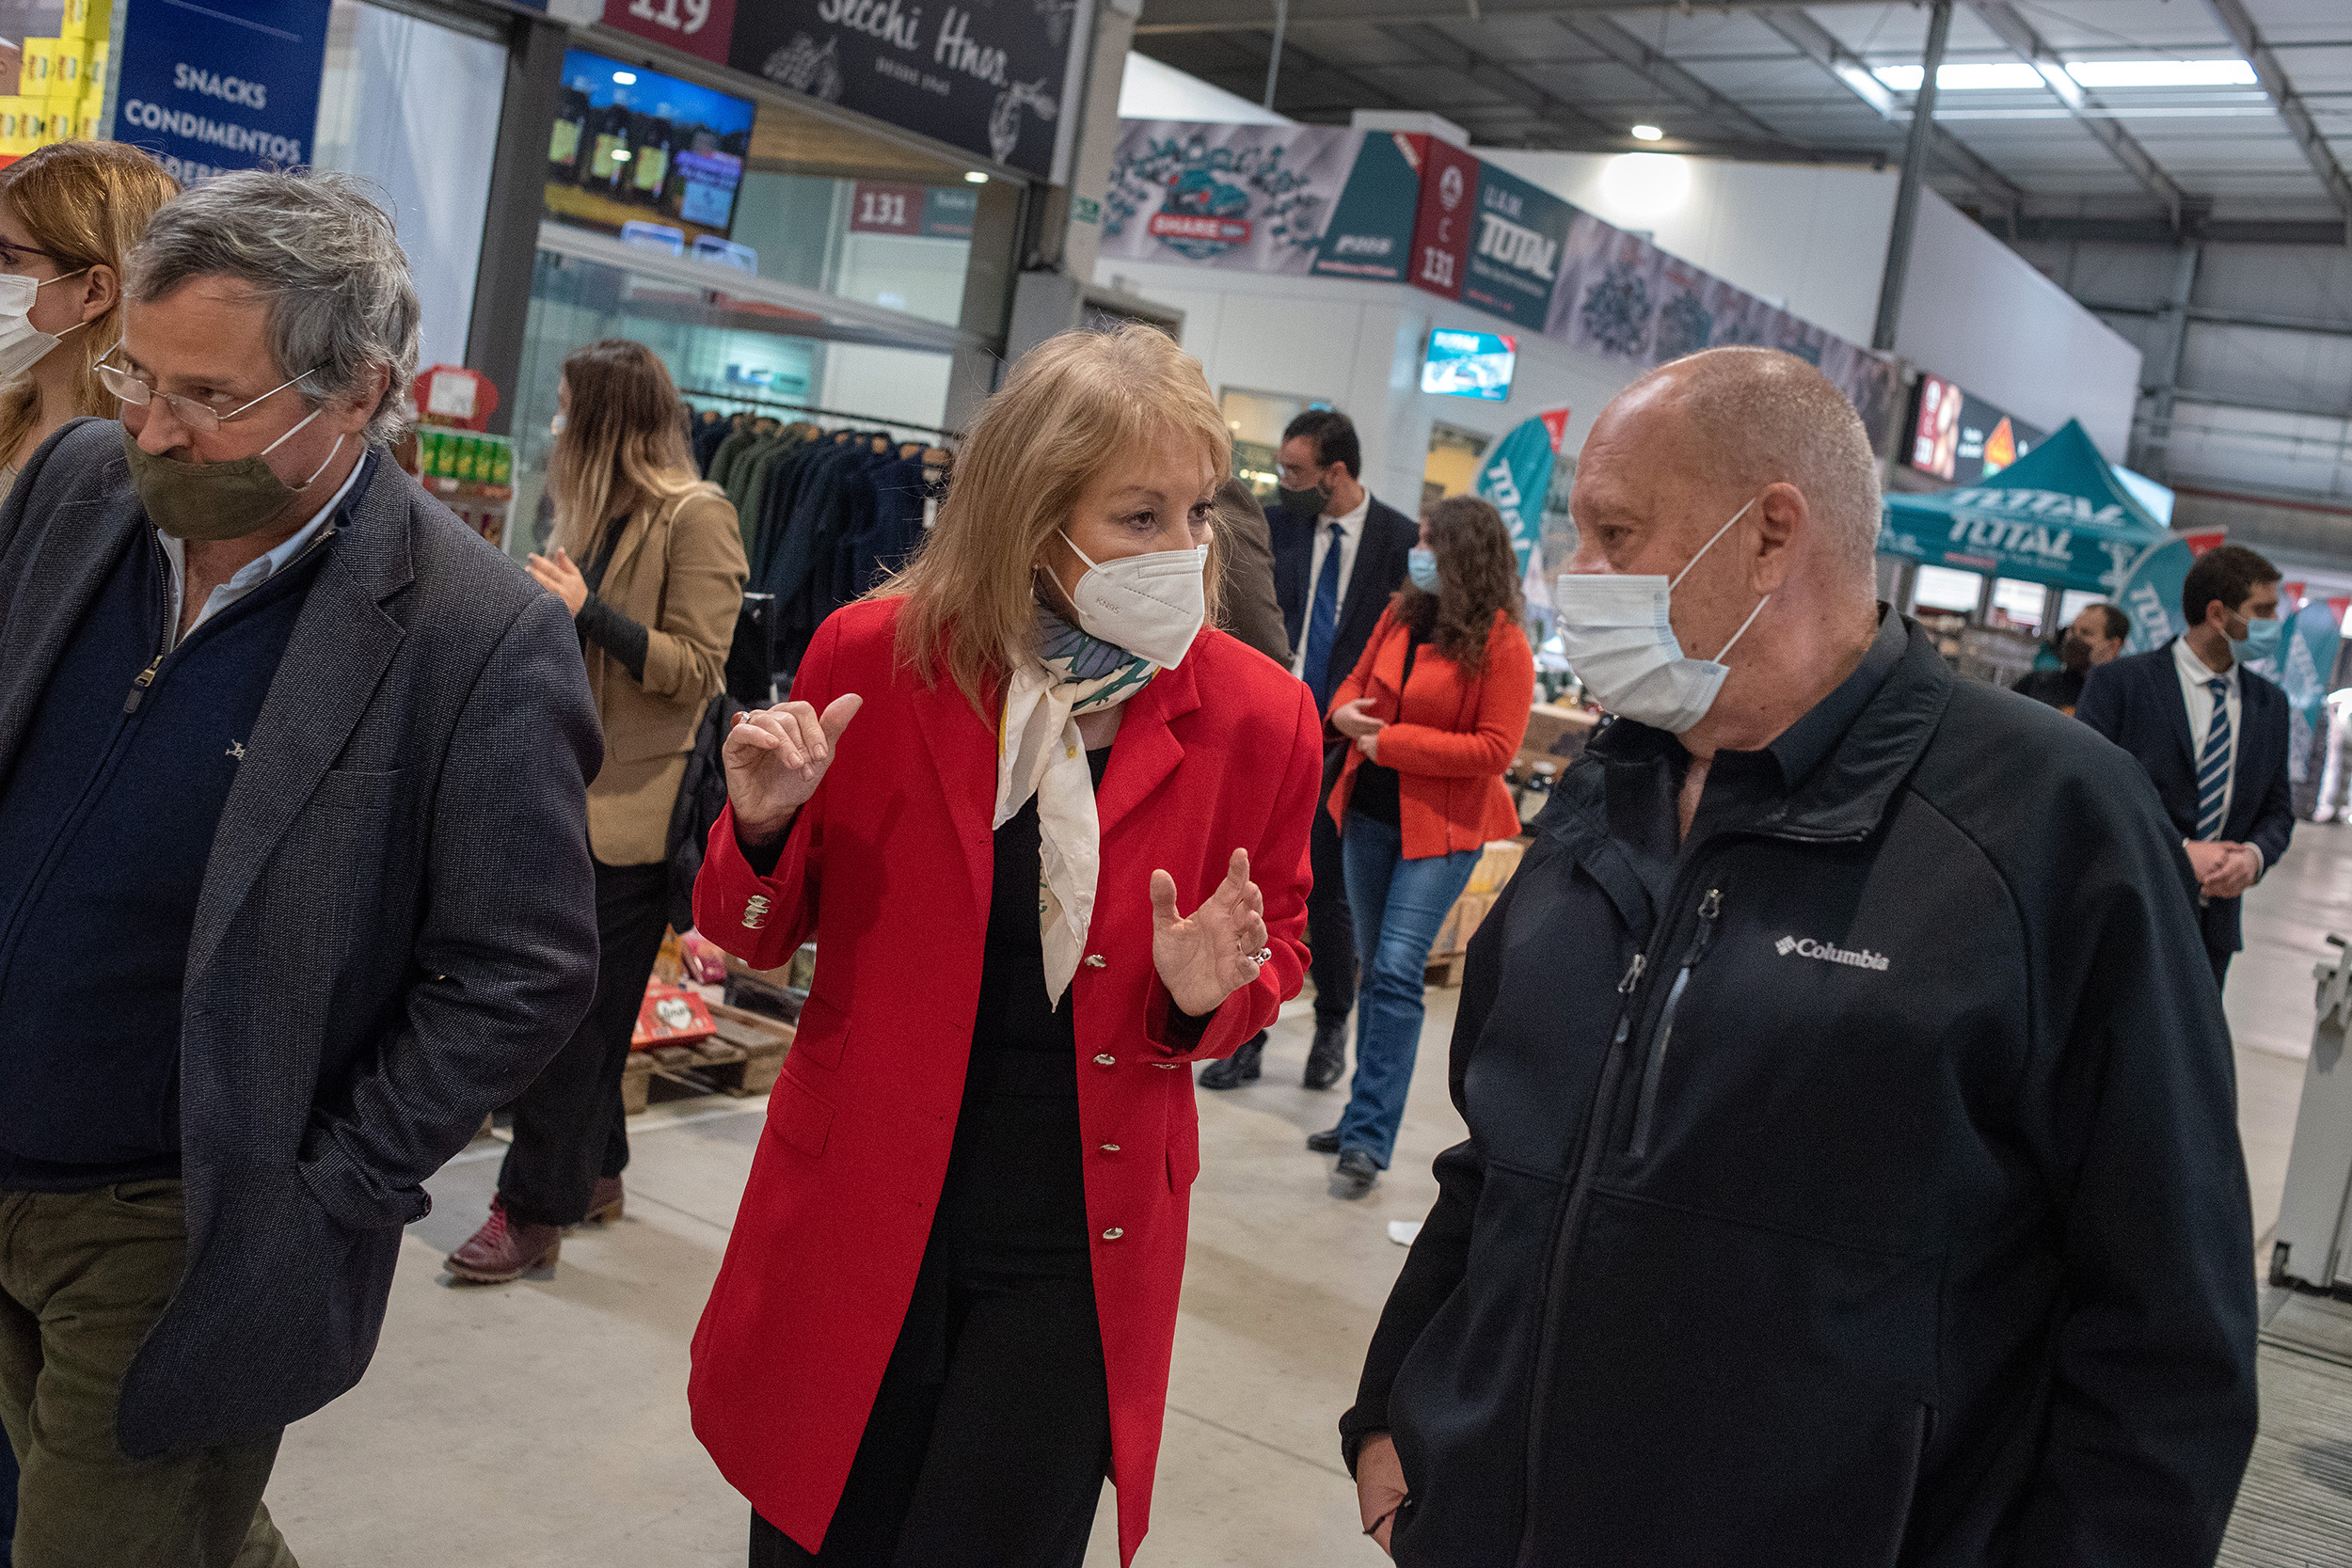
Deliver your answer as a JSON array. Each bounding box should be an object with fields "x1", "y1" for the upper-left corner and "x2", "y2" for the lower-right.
[
  {"x1": 1776, "y1": 935, "x2": 1890, "y2": 972},
  {"x1": 741, "y1": 895, "x2": 771, "y2": 931}
]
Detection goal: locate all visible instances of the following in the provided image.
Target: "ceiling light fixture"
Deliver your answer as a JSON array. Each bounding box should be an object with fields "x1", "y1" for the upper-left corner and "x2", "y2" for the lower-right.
[
  {"x1": 612, "y1": 71, "x2": 637, "y2": 85},
  {"x1": 2066, "y1": 58, "x2": 2255, "y2": 87},
  {"x1": 964, "y1": 170, "x2": 988, "y2": 183},
  {"x1": 1630, "y1": 124, "x2": 1664, "y2": 141},
  {"x1": 1873, "y1": 62, "x2": 2044, "y2": 91}
]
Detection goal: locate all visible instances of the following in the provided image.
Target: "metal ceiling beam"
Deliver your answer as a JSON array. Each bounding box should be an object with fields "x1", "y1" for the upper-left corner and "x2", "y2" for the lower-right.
[
  {"x1": 1136, "y1": 0, "x2": 1912, "y2": 31},
  {"x1": 1754, "y1": 8, "x2": 2022, "y2": 211},
  {"x1": 1377, "y1": 22, "x2": 1622, "y2": 141},
  {"x1": 1552, "y1": 12, "x2": 1804, "y2": 152},
  {"x1": 1963, "y1": 0, "x2": 2187, "y2": 226},
  {"x1": 2007, "y1": 214, "x2": 2345, "y2": 245},
  {"x1": 2084, "y1": 299, "x2": 2352, "y2": 340},
  {"x1": 2200, "y1": 0, "x2": 2352, "y2": 221}
]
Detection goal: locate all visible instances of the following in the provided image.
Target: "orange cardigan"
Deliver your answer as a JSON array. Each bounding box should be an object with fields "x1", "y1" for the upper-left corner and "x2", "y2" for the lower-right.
[{"x1": 1327, "y1": 606, "x2": 1534, "y2": 859}]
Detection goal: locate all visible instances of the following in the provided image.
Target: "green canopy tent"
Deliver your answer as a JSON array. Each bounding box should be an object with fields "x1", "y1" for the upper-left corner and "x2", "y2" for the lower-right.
[{"x1": 1877, "y1": 419, "x2": 2170, "y2": 596}]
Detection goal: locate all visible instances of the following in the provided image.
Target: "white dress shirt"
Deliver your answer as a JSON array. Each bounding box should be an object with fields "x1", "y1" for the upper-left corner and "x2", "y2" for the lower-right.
[
  {"x1": 1290, "y1": 491, "x2": 1373, "y2": 681},
  {"x1": 157, "y1": 454, "x2": 369, "y2": 648},
  {"x1": 2172, "y1": 634, "x2": 2252, "y2": 859}
]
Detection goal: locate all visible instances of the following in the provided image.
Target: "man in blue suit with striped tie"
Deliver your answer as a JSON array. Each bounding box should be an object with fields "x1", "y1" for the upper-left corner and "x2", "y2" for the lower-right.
[{"x1": 2079, "y1": 545, "x2": 2294, "y2": 990}]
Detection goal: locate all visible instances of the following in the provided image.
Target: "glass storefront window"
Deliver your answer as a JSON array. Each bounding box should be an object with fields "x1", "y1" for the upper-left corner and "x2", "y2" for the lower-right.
[
  {"x1": 1424, "y1": 423, "x2": 1491, "y2": 509},
  {"x1": 312, "y1": 0, "x2": 505, "y2": 371},
  {"x1": 2057, "y1": 588, "x2": 2108, "y2": 627},
  {"x1": 1221, "y1": 388, "x2": 1321, "y2": 498},
  {"x1": 1990, "y1": 577, "x2": 2047, "y2": 633},
  {"x1": 1913, "y1": 564, "x2": 1985, "y2": 615},
  {"x1": 505, "y1": 247, "x2": 953, "y2": 560}
]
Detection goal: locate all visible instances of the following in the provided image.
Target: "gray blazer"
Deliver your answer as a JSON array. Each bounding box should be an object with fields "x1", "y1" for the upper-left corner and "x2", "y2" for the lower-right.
[
  {"x1": 1214, "y1": 478, "x2": 1293, "y2": 670},
  {"x1": 0, "y1": 419, "x2": 602, "y2": 1456}
]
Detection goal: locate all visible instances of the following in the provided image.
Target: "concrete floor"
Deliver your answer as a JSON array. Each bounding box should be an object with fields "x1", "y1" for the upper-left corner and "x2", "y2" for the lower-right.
[{"x1": 263, "y1": 828, "x2": 2348, "y2": 1567}]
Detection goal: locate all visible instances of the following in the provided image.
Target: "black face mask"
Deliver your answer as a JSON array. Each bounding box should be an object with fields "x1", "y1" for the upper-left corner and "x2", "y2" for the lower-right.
[
  {"x1": 1277, "y1": 474, "x2": 1330, "y2": 516},
  {"x1": 2059, "y1": 631, "x2": 2093, "y2": 673}
]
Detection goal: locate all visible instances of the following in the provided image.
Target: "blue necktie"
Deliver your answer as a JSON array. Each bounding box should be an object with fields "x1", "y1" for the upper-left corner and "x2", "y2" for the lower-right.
[
  {"x1": 1301, "y1": 521, "x2": 1343, "y2": 711},
  {"x1": 2196, "y1": 676, "x2": 2233, "y2": 840}
]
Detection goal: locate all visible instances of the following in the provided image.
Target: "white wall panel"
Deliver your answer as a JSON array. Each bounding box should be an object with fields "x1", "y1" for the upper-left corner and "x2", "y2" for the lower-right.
[{"x1": 1893, "y1": 191, "x2": 2143, "y2": 460}]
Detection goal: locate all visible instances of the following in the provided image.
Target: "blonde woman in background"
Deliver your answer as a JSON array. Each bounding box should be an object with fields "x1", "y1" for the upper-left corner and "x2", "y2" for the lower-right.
[
  {"x1": 445, "y1": 338, "x2": 747, "y2": 1284},
  {"x1": 0, "y1": 139, "x2": 176, "y2": 490}
]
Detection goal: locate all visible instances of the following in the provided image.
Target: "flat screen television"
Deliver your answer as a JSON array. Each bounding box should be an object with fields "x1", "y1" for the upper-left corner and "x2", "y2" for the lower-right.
[
  {"x1": 545, "y1": 49, "x2": 756, "y2": 245},
  {"x1": 1422, "y1": 329, "x2": 1516, "y2": 402}
]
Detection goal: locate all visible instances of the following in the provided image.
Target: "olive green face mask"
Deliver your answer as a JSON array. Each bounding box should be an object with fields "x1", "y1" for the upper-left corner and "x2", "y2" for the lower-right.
[{"x1": 120, "y1": 411, "x2": 343, "y2": 543}]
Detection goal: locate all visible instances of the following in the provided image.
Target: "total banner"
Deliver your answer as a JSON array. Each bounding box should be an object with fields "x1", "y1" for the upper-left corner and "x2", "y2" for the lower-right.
[
  {"x1": 1474, "y1": 409, "x2": 1571, "y2": 613},
  {"x1": 2256, "y1": 596, "x2": 2343, "y2": 785},
  {"x1": 1104, "y1": 120, "x2": 1897, "y2": 440},
  {"x1": 730, "y1": 0, "x2": 1086, "y2": 180},
  {"x1": 2117, "y1": 530, "x2": 2231, "y2": 654},
  {"x1": 110, "y1": 0, "x2": 332, "y2": 185}
]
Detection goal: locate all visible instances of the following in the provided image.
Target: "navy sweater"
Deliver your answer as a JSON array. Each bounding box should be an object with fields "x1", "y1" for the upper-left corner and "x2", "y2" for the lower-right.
[{"x1": 0, "y1": 526, "x2": 326, "y2": 1189}]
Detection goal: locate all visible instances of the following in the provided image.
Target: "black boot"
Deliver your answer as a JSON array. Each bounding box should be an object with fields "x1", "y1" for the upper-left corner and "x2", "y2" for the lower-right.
[
  {"x1": 1331, "y1": 1148, "x2": 1380, "y2": 1200},
  {"x1": 1303, "y1": 1018, "x2": 1348, "y2": 1090},
  {"x1": 1306, "y1": 1127, "x2": 1342, "y2": 1154},
  {"x1": 1199, "y1": 1032, "x2": 1265, "y2": 1090}
]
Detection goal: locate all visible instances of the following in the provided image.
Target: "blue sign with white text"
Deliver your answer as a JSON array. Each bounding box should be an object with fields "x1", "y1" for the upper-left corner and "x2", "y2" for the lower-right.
[{"x1": 110, "y1": 0, "x2": 332, "y2": 186}]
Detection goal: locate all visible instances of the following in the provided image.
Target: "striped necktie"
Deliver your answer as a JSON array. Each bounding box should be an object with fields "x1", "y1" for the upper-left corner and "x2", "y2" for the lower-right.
[{"x1": 2195, "y1": 676, "x2": 2233, "y2": 841}]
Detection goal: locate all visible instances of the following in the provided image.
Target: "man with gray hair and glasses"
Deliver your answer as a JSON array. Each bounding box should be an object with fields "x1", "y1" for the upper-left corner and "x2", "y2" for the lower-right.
[{"x1": 0, "y1": 171, "x2": 599, "y2": 1562}]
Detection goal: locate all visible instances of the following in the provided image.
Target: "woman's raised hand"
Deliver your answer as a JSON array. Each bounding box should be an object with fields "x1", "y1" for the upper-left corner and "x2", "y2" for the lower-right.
[
  {"x1": 1149, "y1": 848, "x2": 1271, "y2": 1019},
  {"x1": 723, "y1": 695, "x2": 864, "y2": 847}
]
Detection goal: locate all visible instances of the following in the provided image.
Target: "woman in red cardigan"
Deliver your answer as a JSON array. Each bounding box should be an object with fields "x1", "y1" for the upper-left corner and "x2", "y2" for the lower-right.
[
  {"x1": 689, "y1": 325, "x2": 1322, "y2": 1567},
  {"x1": 1319, "y1": 495, "x2": 1534, "y2": 1198}
]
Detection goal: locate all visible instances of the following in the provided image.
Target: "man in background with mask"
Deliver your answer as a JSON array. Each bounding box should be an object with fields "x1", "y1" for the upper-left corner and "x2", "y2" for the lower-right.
[
  {"x1": 1205, "y1": 408, "x2": 1419, "y2": 1092},
  {"x1": 0, "y1": 170, "x2": 599, "y2": 1563},
  {"x1": 2011, "y1": 598, "x2": 2125, "y2": 712},
  {"x1": 2078, "y1": 544, "x2": 2292, "y2": 989},
  {"x1": 1343, "y1": 348, "x2": 2255, "y2": 1567}
]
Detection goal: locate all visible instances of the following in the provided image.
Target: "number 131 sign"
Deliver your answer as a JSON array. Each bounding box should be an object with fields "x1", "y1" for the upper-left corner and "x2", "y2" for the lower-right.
[{"x1": 605, "y1": 0, "x2": 739, "y2": 64}]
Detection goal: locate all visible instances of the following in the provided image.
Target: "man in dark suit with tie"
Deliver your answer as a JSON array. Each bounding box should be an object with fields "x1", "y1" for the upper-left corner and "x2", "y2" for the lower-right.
[
  {"x1": 1200, "y1": 408, "x2": 1421, "y2": 1091},
  {"x1": 2078, "y1": 544, "x2": 2294, "y2": 990}
]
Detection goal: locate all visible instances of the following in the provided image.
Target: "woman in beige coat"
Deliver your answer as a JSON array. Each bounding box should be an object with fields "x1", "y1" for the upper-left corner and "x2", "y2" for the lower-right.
[{"x1": 448, "y1": 340, "x2": 747, "y2": 1283}]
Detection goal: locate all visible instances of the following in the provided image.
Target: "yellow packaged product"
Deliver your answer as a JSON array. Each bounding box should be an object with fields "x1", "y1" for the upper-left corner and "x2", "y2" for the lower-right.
[{"x1": 17, "y1": 39, "x2": 56, "y2": 99}]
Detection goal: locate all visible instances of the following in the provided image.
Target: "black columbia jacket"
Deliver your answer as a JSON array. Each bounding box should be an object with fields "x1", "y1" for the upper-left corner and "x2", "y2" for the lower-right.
[{"x1": 1343, "y1": 614, "x2": 2257, "y2": 1567}]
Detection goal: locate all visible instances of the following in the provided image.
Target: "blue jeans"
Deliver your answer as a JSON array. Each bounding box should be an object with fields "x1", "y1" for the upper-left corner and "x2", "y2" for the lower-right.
[{"x1": 1336, "y1": 814, "x2": 1482, "y2": 1168}]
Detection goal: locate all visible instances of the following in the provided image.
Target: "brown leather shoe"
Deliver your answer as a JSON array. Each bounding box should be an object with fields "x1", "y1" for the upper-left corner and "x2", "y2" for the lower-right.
[
  {"x1": 580, "y1": 1176, "x2": 624, "y2": 1227},
  {"x1": 445, "y1": 1197, "x2": 560, "y2": 1284}
]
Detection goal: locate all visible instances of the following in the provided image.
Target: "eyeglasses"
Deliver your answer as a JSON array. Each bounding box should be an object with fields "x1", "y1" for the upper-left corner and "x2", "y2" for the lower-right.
[
  {"x1": 0, "y1": 237, "x2": 66, "y2": 274},
  {"x1": 95, "y1": 343, "x2": 323, "y2": 435}
]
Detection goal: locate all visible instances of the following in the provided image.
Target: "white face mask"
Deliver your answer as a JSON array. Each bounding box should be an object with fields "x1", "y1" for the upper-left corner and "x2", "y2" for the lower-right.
[
  {"x1": 0, "y1": 266, "x2": 90, "y2": 382},
  {"x1": 1553, "y1": 498, "x2": 1770, "y2": 734},
  {"x1": 1054, "y1": 531, "x2": 1208, "y2": 670}
]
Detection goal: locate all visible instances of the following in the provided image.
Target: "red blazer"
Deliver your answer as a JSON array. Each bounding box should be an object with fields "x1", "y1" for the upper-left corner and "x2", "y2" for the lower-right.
[
  {"x1": 689, "y1": 597, "x2": 1322, "y2": 1565},
  {"x1": 1326, "y1": 607, "x2": 1534, "y2": 857}
]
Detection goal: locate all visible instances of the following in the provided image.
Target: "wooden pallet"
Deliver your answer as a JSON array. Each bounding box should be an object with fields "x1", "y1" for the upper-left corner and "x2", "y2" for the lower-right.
[
  {"x1": 1423, "y1": 950, "x2": 1470, "y2": 989},
  {"x1": 621, "y1": 1000, "x2": 792, "y2": 1114}
]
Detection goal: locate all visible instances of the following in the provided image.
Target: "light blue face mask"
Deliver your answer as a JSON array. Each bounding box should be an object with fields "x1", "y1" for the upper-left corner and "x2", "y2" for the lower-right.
[
  {"x1": 1406, "y1": 546, "x2": 1440, "y2": 593},
  {"x1": 2228, "y1": 608, "x2": 2283, "y2": 664}
]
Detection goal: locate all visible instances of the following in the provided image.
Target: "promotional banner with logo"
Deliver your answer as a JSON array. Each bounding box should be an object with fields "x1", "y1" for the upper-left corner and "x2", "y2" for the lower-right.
[
  {"x1": 1309, "y1": 132, "x2": 1422, "y2": 283},
  {"x1": 1462, "y1": 162, "x2": 1571, "y2": 328},
  {"x1": 1407, "y1": 135, "x2": 1481, "y2": 304},
  {"x1": 1102, "y1": 121, "x2": 1366, "y2": 276},
  {"x1": 731, "y1": 0, "x2": 1083, "y2": 179},
  {"x1": 1474, "y1": 408, "x2": 1571, "y2": 611},
  {"x1": 1104, "y1": 118, "x2": 1900, "y2": 450},
  {"x1": 111, "y1": 0, "x2": 332, "y2": 186},
  {"x1": 1880, "y1": 420, "x2": 2171, "y2": 597},
  {"x1": 2115, "y1": 529, "x2": 2230, "y2": 654},
  {"x1": 1906, "y1": 373, "x2": 2047, "y2": 484},
  {"x1": 2266, "y1": 597, "x2": 2343, "y2": 784}
]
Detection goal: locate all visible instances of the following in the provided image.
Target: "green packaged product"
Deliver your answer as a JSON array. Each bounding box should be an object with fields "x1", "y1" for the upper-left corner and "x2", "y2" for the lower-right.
[{"x1": 453, "y1": 436, "x2": 478, "y2": 483}]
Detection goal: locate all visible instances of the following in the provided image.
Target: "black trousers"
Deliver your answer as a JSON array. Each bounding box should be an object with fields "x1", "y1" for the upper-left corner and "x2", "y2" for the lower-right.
[
  {"x1": 498, "y1": 856, "x2": 669, "y2": 1227},
  {"x1": 748, "y1": 1268, "x2": 1108, "y2": 1568},
  {"x1": 1309, "y1": 741, "x2": 1357, "y2": 1025}
]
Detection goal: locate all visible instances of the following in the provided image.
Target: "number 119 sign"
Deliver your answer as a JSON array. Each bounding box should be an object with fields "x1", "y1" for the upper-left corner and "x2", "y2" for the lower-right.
[{"x1": 605, "y1": 0, "x2": 739, "y2": 65}]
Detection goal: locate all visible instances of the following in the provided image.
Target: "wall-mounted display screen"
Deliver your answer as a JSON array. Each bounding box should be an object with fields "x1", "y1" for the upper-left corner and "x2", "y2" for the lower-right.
[
  {"x1": 1908, "y1": 372, "x2": 2046, "y2": 485},
  {"x1": 1422, "y1": 328, "x2": 1516, "y2": 402},
  {"x1": 545, "y1": 49, "x2": 755, "y2": 245}
]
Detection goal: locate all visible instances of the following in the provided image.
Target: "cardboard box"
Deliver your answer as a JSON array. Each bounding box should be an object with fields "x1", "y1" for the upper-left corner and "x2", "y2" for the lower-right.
[
  {"x1": 16, "y1": 39, "x2": 55, "y2": 99},
  {"x1": 1518, "y1": 702, "x2": 1597, "y2": 768},
  {"x1": 1430, "y1": 892, "x2": 1495, "y2": 957},
  {"x1": 61, "y1": 0, "x2": 111, "y2": 41},
  {"x1": 0, "y1": 99, "x2": 24, "y2": 158},
  {"x1": 1464, "y1": 837, "x2": 1525, "y2": 897}
]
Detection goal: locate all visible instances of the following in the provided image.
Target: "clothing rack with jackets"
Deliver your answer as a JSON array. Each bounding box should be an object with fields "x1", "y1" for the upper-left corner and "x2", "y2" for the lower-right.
[{"x1": 684, "y1": 390, "x2": 953, "y2": 699}]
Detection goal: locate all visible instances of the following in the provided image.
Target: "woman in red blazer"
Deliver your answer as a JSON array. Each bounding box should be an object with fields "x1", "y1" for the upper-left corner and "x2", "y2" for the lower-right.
[
  {"x1": 1318, "y1": 495, "x2": 1534, "y2": 1198},
  {"x1": 690, "y1": 326, "x2": 1322, "y2": 1567}
]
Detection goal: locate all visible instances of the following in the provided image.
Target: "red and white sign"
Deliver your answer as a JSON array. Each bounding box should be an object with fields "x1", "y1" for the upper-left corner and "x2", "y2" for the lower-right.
[
  {"x1": 850, "y1": 182, "x2": 926, "y2": 236},
  {"x1": 1407, "y1": 135, "x2": 1481, "y2": 305},
  {"x1": 1150, "y1": 212, "x2": 1251, "y2": 245},
  {"x1": 605, "y1": 0, "x2": 739, "y2": 66}
]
